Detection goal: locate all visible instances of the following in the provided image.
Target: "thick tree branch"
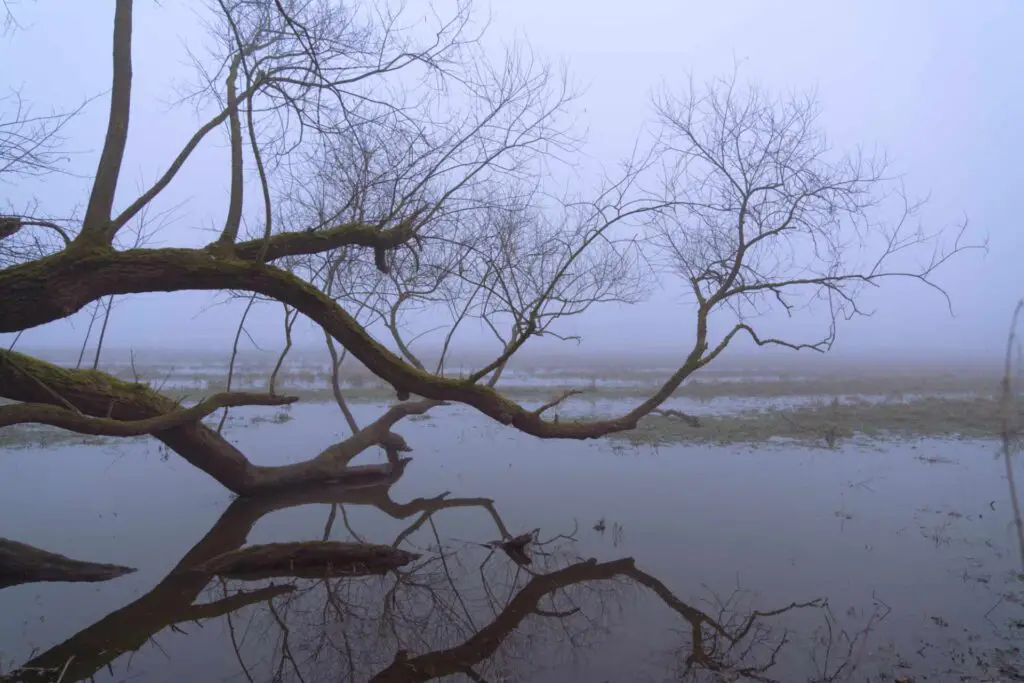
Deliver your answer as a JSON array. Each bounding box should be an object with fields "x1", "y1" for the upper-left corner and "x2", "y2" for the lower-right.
[
  {"x1": 0, "y1": 538, "x2": 135, "y2": 590},
  {"x1": 233, "y1": 215, "x2": 419, "y2": 262},
  {"x1": 0, "y1": 4, "x2": 978, "y2": 501},
  {"x1": 0, "y1": 349, "x2": 405, "y2": 495},
  {"x1": 190, "y1": 541, "x2": 419, "y2": 580},
  {"x1": 0, "y1": 248, "x2": 706, "y2": 440},
  {"x1": 216, "y1": 53, "x2": 246, "y2": 246},
  {"x1": 0, "y1": 391, "x2": 298, "y2": 436},
  {"x1": 79, "y1": 0, "x2": 133, "y2": 244},
  {"x1": 312, "y1": 398, "x2": 442, "y2": 466}
]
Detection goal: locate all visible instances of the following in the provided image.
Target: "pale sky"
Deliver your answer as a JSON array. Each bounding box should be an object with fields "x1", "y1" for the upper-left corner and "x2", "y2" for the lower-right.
[{"x1": 1, "y1": 1, "x2": 1020, "y2": 361}]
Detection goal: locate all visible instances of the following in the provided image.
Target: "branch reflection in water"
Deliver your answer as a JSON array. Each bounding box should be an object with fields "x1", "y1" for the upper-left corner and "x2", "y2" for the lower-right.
[{"x1": 2, "y1": 460, "x2": 877, "y2": 683}]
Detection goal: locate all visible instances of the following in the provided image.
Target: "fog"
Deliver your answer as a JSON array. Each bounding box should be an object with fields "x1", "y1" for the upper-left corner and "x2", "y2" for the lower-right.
[
  {"x1": 1, "y1": 0, "x2": 1020, "y2": 360},
  {"x1": 3, "y1": 6, "x2": 1024, "y2": 679}
]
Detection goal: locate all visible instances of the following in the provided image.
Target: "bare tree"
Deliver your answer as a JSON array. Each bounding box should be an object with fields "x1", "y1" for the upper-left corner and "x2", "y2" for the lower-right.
[
  {"x1": 647, "y1": 71, "x2": 980, "y2": 361},
  {"x1": 0, "y1": 1, "x2": 979, "y2": 496}
]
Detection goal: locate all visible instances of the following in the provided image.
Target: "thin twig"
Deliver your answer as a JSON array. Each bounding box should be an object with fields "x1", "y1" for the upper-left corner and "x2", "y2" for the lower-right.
[{"x1": 218, "y1": 293, "x2": 259, "y2": 433}]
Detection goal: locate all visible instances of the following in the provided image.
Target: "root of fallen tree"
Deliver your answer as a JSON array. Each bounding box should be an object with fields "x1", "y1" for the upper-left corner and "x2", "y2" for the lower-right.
[
  {"x1": 188, "y1": 541, "x2": 420, "y2": 581},
  {"x1": 0, "y1": 538, "x2": 136, "y2": 589}
]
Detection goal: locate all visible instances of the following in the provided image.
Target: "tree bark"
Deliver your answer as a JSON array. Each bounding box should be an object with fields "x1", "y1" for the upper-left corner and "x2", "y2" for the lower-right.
[
  {"x1": 78, "y1": 0, "x2": 133, "y2": 243},
  {"x1": 0, "y1": 349, "x2": 416, "y2": 495},
  {"x1": 0, "y1": 391, "x2": 299, "y2": 435},
  {"x1": 190, "y1": 541, "x2": 419, "y2": 580},
  {"x1": 0, "y1": 538, "x2": 135, "y2": 590},
  {"x1": 0, "y1": 245, "x2": 701, "y2": 441}
]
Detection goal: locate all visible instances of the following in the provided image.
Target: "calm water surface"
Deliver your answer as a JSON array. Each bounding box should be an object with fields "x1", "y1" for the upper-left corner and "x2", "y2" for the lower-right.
[{"x1": 1, "y1": 402, "x2": 1022, "y2": 682}]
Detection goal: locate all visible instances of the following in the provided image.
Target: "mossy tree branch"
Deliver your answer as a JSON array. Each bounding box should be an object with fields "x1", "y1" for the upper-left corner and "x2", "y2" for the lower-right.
[
  {"x1": 0, "y1": 349, "x2": 413, "y2": 495},
  {"x1": 0, "y1": 391, "x2": 298, "y2": 436},
  {"x1": 0, "y1": 246, "x2": 708, "y2": 440},
  {"x1": 0, "y1": 1, "x2": 979, "y2": 495}
]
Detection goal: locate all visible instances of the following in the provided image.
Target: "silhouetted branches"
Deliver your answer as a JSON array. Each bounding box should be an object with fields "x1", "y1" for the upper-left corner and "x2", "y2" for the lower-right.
[
  {"x1": 649, "y1": 69, "x2": 983, "y2": 358},
  {"x1": 0, "y1": 3, "x2": 980, "y2": 491}
]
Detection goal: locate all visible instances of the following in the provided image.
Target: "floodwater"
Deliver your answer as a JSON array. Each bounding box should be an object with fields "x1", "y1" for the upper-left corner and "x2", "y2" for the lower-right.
[{"x1": 1, "y1": 401, "x2": 1022, "y2": 682}]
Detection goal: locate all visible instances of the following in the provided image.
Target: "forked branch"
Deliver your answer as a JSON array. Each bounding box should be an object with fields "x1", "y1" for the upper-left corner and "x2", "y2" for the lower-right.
[{"x1": 0, "y1": 391, "x2": 298, "y2": 436}]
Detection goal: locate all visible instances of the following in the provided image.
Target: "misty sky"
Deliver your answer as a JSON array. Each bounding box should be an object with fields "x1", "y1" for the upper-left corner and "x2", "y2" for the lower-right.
[{"x1": 1, "y1": 1, "x2": 1020, "y2": 360}]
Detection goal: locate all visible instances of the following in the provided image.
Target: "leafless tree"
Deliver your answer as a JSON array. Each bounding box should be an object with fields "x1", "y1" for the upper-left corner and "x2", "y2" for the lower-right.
[
  {"x1": 647, "y1": 71, "x2": 981, "y2": 362},
  {"x1": 0, "y1": 2, "x2": 980, "y2": 496}
]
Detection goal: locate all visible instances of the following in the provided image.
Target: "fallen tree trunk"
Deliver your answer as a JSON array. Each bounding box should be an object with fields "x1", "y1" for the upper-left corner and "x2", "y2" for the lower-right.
[
  {"x1": 0, "y1": 538, "x2": 136, "y2": 589},
  {"x1": 188, "y1": 541, "x2": 420, "y2": 581}
]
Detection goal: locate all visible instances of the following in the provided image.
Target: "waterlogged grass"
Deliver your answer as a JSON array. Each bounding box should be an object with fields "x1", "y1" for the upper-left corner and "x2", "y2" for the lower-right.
[
  {"x1": 94, "y1": 362, "x2": 1001, "y2": 403},
  {"x1": 0, "y1": 361, "x2": 1012, "y2": 450},
  {"x1": 108, "y1": 375, "x2": 1000, "y2": 407},
  {"x1": 2, "y1": 393, "x2": 1013, "y2": 451},
  {"x1": 250, "y1": 409, "x2": 294, "y2": 425},
  {"x1": 0, "y1": 423, "x2": 146, "y2": 449},
  {"x1": 596, "y1": 395, "x2": 1020, "y2": 449}
]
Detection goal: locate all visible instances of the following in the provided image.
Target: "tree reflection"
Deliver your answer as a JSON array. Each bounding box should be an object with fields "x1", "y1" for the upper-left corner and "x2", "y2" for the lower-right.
[{"x1": 2, "y1": 461, "x2": 871, "y2": 683}]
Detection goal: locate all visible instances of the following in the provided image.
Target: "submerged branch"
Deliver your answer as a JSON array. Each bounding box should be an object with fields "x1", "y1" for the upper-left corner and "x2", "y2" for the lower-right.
[
  {"x1": 189, "y1": 541, "x2": 420, "y2": 581},
  {"x1": 0, "y1": 538, "x2": 135, "y2": 589}
]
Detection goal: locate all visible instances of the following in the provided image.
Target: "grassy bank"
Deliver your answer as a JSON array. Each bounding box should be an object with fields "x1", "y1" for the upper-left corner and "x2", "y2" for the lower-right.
[
  {"x1": 1, "y1": 392, "x2": 1016, "y2": 451},
  {"x1": 90, "y1": 367, "x2": 1001, "y2": 404},
  {"x1": 595, "y1": 395, "x2": 1018, "y2": 449}
]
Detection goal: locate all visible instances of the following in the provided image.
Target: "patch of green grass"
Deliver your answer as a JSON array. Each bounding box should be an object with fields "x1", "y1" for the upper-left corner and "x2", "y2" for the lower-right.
[{"x1": 593, "y1": 396, "x2": 1020, "y2": 449}]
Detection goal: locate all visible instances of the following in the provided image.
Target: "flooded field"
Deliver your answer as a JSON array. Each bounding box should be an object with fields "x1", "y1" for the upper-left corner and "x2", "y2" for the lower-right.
[{"x1": 1, "y1": 358, "x2": 1022, "y2": 682}]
